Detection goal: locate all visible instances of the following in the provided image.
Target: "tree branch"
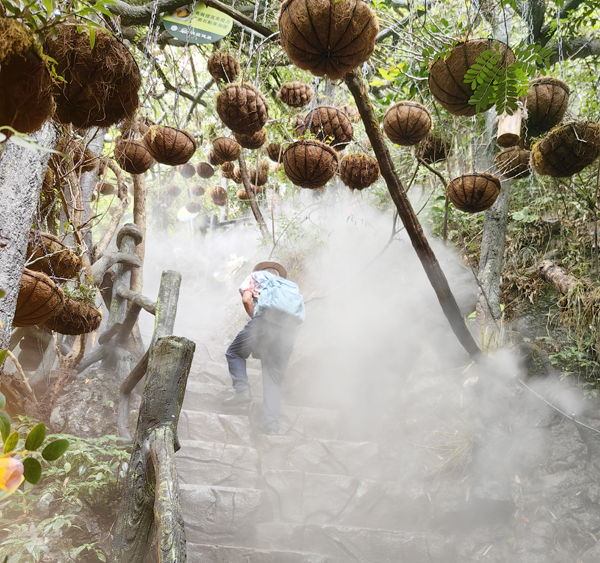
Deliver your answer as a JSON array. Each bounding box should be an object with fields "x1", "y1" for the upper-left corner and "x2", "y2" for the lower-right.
[{"x1": 548, "y1": 36, "x2": 600, "y2": 64}]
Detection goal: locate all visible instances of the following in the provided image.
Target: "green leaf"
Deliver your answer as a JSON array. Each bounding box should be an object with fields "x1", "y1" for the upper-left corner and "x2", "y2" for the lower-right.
[
  {"x1": 22, "y1": 457, "x2": 42, "y2": 485},
  {"x1": 0, "y1": 412, "x2": 10, "y2": 442},
  {"x1": 0, "y1": 288, "x2": 5, "y2": 299},
  {"x1": 25, "y1": 424, "x2": 46, "y2": 451},
  {"x1": 89, "y1": 26, "x2": 95, "y2": 49},
  {"x1": 3, "y1": 431, "x2": 19, "y2": 454},
  {"x1": 42, "y1": 438, "x2": 69, "y2": 461},
  {"x1": 0, "y1": 350, "x2": 7, "y2": 365},
  {"x1": 0, "y1": 391, "x2": 5, "y2": 410}
]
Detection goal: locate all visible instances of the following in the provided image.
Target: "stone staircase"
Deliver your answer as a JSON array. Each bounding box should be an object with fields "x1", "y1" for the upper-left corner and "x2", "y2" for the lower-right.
[{"x1": 176, "y1": 357, "x2": 457, "y2": 562}]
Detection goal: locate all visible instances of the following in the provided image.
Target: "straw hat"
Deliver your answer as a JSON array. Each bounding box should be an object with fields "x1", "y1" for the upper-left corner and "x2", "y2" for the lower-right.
[{"x1": 254, "y1": 261, "x2": 287, "y2": 279}]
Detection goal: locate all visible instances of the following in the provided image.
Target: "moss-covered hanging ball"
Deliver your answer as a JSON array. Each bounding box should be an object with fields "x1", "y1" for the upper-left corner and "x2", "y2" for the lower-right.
[
  {"x1": 282, "y1": 140, "x2": 339, "y2": 189},
  {"x1": 383, "y1": 101, "x2": 432, "y2": 146},
  {"x1": 143, "y1": 125, "x2": 196, "y2": 166},
  {"x1": 216, "y1": 84, "x2": 269, "y2": 135},
  {"x1": 446, "y1": 173, "x2": 502, "y2": 213},
  {"x1": 278, "y1": 0, "x2": 378, "y2": 80},
  {"x1": 340, "y1": 154, "x2": 380, "y2": 190}
]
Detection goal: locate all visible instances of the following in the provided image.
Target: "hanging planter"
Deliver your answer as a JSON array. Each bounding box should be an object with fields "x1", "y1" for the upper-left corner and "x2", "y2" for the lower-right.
[
  {"x1": 143, "y1": 125, "x2": 196, "y2": 166},
  {"x1": 495, "y1": 147, "x2": 531, "y2": 179},
  {"x1": 428, "y1": 39, "x2": 515, "y2": 117},
  {"x1": 276, "y1": 82, "x2": 314, "y2": 108},
  {"x1": 221, "y1": 161, "x2": 235, "y2": 179},
  {"x1": 190, "y1": 185, "x2": 205, "y2": 197},
  {"x1": 525, "y1": 77, "x2": 570, "y2": 138},
  {"x1": 44, "y1": 24, "x2": 141, "y2": 128},
  {"x1": 186, "y1": 200, "x2": 201, "y2": 213},
  {"x1": 415, "y1": 135, "x2": 451, "y2": 164},
  {"x1": 234, "y1": 129, "x2": 267, "y2": 150},
  {"x1": 383, "y1": 101, "x2": 432, "y2": 146},
  {"x1": 197, "y1": 162, "x2": 215, "y2": 178},
  {"x1": 295, "y1": 106, "x2": 354, "y2": 148},
  {"x1": 232, "y1": 167, "x2": 243, "y2": 184},
  {"x1": 208, "y1": 151, "x2": 225, "y2": 167},
  {"x1": 531, "y1": 122, "x2": 600, "y2": 178},
  {"x1": 27, "y1": 232, "x2": 81, "y2": 281},
  {"x1": 248, "y1": 160, "x2": 270, "y2": 186},
  {"x1": 178, "y1": 163, "x2": 196, "y2": 179},
  {"x1": 236, "y1": 186, "x2": 259, "y2": 200},
  {"x1": 278, "y1": 0, "x2": 378, "y2": 80},
  {"x1": 13, "y1": 269, "x2": 65, "y2": 328},
  {"x1": 340, "y1": 154, "x2": 380, "y2": 190},
  {"x1": 44, "y1": 297, "x2": 101, "y2": 335},
  {"x1": 446, "y1": 173, "x2": 502, "y2": 213},
  {"x1": 266, "y1": 143, "x2": 282, "y2": 162},
  {"x1": 282, "y1": 140, "x2": 339, "y2": 189},
  {"x1": 166, "y1": 184, "x2": 182, "y2": 198},
  {"x1": 0, "y1": 18, "x2": 55, "y2": 137},
  {"x1": 340, "y1": 104, "x2": 360, "y2": 123},
  {"x1": 212, "y1": 137, "x2": 241, "y2": 162},
  {"x1": 114, "y1": 136, "x2": 154, "y2": 174},
  {"x1": 207, "y1": 52, "x2": 240, "y2": 83},
  {"x1": 216, "y1": 84, "x2": 269, "y2": 135},
  {"x1": 209, "y1": 186, "x2": 228, "y2": 206}
]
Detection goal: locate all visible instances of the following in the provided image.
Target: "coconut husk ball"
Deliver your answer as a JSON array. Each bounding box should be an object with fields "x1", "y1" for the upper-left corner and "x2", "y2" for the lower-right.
[
  {"x1": 44, "y1": 24, "x2": 141, "y2": 128},
  {"x1": 190, "y1": 184, "x2": 205, "y2": 197},
  {"x1": 186, "y1": 200, "x2": 202, "y2": 213},
  {"x1": 282, "y1": 139, "x2": 339, "y2": 189},
  {"x1": 207, "y1": 52, "x2": 240, "y2": 83},
  {"x1": 114, "y1": 136, "x2": 154, "y2": 175},
  {"x1": 208, "y1": 151, "x2": 225, "y2": 167},
  {"x1": 27, "y1": 232, "x2": 81, "y2": 280},
  {"x1": 526, "y1": 77, "x2": 570, "y2": 138},
  {"x1": 276, "y1": 82, "x2": 315, "y2": 108},
  {"x1": 221, "y1": 161, "x2": 235, "y2": 179},
  {"x1": 531, "y1": 122, "x2": 600, "y2": 178},
  {"x1": 447, "y1": 173, "x2": 502, "y2": 213},
  {"x1": 340, "y1": 104, "x2": 360, "y2": 124},
  {"x1": 237, "y1": 188, "x2": 251, "y2": 200},
  {"x1": 143, "y1": 125, "x2": 196, "y2": 166},
  {"x1": 495, "y1": 147, "x2": 531, "y2": 179},
  {"x1": 212, "y1": 137, "x2": 241, "y2": 162},
  {"x1": 415, "y1": 135, "x2": 451, "y2": 164},
  {"x1": 248, "y1": 160, "x2": 270, "y2": 186},
  {"x1": 166, "y1": 184, "x2": 182, "y2": 198},
  {"x1": 13, "y1": 269, "x2": 65, "y2": 327},
  {"x1": 266, "y1": 143, "x2": 282, "y2": 162},
  {"x1": 97, "y1": 181, "x2": 116, "y2": 196},
  {"x1": 429, "y1": 39, "x2": 515, "y2": 117},
  {"x1": 179, "y1": 162, "x2": 196, "y2": 179},
  {"x1": 234, "y1": 129, "x2": 267, "y2": 150},
  {"x1": 278, "y1": 0, "x2": 378, "y2": 80},
  {"x1": 295, "y1": 106, "x2": 354, "y2": 148},
  {"x1": 45, "y1": 297, "x2": 101, "y2": 335},
  {"x1": 197, "y1": 162, "x2": 215, "y2": 178},
  {"x1": 232, "y1": 167, "x2": 243, "y2": 184},
  {"x1": 216, "y1": 84, "x2": 269, "y2": 135},
  {"x1": 0, "y1": 18, "x2": 55, "y2": 137},
  {"x1": 209, "y1": 186, "x2": 228, "y2": 206},
  {"x1": 383, "y1": 101, "x2": 432, "y2": 146},
  {"x1": 340, "y1": 154, "x2": 380, "y2": 190}
]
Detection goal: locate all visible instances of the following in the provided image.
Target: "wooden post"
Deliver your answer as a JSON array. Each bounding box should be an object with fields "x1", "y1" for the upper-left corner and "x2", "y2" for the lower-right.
[
  {"x1": 343, "y1": 68, "x2": 481, "y2": 360},
  {"x1": 496, "y1": 110, "x2": 522, "y2": 148},
  {"x1": 111, "y1": 335, "x2": 195, "y2": 563}
]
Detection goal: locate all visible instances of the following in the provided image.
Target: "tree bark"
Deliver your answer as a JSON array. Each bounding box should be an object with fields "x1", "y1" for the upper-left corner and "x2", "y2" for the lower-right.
[
  {"x1": 343, "y1": 69, "x2": 481, "y2": 360},
  {"x1": 131, "y1": 174, "x2": 147, "y2": 293},
  {"x1": 538, "y1": 260, "x2": 580, "y2": 294},
  {"x1": 80, "y1": 128, "x2": 106, "y2": 251},
  {"x1": 0, "y1": 123, "x2": 58, "y2": 356},
  {"x1": 238, "y1": 152, "x2": 270, "y2": 240}
]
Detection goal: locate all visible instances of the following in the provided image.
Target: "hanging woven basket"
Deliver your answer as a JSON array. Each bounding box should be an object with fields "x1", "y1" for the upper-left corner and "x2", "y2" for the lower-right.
[
  {"x1": 208, "y1": 151, "x2": 225, "y2": 167},
  {"x1": 295, "y1": 106, "x2": 354, "y2": 148},
  {"x1": 531, "y1": 122, "x2": 600, "y2": 178},
  {"x1": 276, "y1": 82, "x2": 315, "y2": 108},
  {"x1": 282, "y1": 140, "x2": 339, "y2": 189},
  {"x1": 340, "y1": 104, "x2": 360, "y2": 124},
  {"x1": 14, "y1": 269, "x2": 65, "y2": 327},
  {"x1": 216, "y1": 84, "x2": 269, "y2": 135},
  {"x1": 447, "y1": 173, "x2": 502, "y2": 213},
  {"x1": 526, "y1": 77, "x2": 570, "y2": 138},
  {"x1": 207, "y1": 52, "x2": 240, "y2": 83},
  {"x1": 383, "y1": 101, "x2": 432, "y2": 146},
  {"x1": 248, "y1": 160, "x2": 270, "y2": 186},
  {"x1": 428, "y1": 39, "x2": 515, "y2": 117},
  {"x1": 44, "y1": 297, "x2": 102, "y2": 335},
  {"x1": 197, "y1": 162, "x2": 215, "y2": 178},
  {"x1": 234, "y1": 129, "x2": 267, "y2": 150},
  {"x1": 143, "y1": 125, "x2": 196, "y2": 166},
  {"x1": 237, "y1": 186, "x2": 259, "y2": 200},
  {"x1": 114, "y1": 136, "x2": 154, "y2": 174},
  {"x1": 209, "y1": 186, "x2": 228, "y2": 206},
  {"x1": 232, "y1": 167, "x2": 243, "y2": 184},
  {"x1": 221, "y1": 161, "x2": 235, "y2": 179},
  {"x1": 266, "y1": 143, "x2": 282, "y2": 162},
  {"x1": 27, "y1": 232, "x2": 81, "y2": 281},
  {"x1": 495, "y1": 147, "x2": 531, "y2": 179},
  {"x1": 415, "y1": 135, "x2": 451, "y2": 164},
  {"x1": 186, "y1": 200, "x2": 202, "y2": 213},
  {"x1": 166, "y1": 184, "x2": 182, "y2": 198},
  {"x1": 0, "y1": 18, "x2": 55, "y2": 138},
  {"x1": 178, "y1": 162, "x2": 196, "y2": 179},
  {"x1": 339, "y1": 154, "x2": 380, "y2": 190},
  {"x1": 44, "y1": 24, "x2": 140, "y2": 128},
  {"x1": 190, "y1": 185, "x2": 205, "y2": 197},
  {"x1": 278, "y1": 0, "x2": 378, "y2": 80},
  {"x1": 212, "y1": 137, "x2": 241, "y2": 162}
]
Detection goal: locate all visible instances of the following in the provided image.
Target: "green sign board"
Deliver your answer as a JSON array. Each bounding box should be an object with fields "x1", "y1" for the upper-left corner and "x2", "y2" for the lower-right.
[{"x1": 162, "y1": 3, "x2": 233, "y2": 44}]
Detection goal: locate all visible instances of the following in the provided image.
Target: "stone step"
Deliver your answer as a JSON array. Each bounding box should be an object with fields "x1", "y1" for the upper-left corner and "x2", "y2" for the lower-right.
[
  {"x1": 178, "y1": 410, "x2": 251, "y2": 446},
  {"x1": 255, "y1": 523, "x2": 456, "y2": 563},
  {"x1": 187, "y1": 544, "x2": 343, "y2": 563},
  {"x1": 180, "y1": 484, "x2": 268, "y2": 546},
  {"x1": 176, "y1": 440, "x2": 259, "y2": 488},
  {"x1": 262, "y1": 470, "x2": 427, "y2": 531},
  {"x1": 256, "y1": 435, "x2": 382, "y2": 480},
  {"x1": 182, "y1": 381, "x2": 230, "y2": 412},
  {"x1": 189, "y1": 360, "x2": 262, "y2": 387}
]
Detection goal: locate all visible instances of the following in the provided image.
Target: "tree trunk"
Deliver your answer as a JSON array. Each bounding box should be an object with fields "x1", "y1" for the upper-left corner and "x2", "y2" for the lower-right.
[
  {"x1": 81, "y1": 128, "x2": 106, "y2": 251},
  {"x1": 131, "y1": 173, "x2": 147, "y2": 293},
  {"x1": 238, "y1": 152, "x2": 270, "y2": 239},
  {"x1": 0, "y1": 123, "x2": 58, "y2": 356}
]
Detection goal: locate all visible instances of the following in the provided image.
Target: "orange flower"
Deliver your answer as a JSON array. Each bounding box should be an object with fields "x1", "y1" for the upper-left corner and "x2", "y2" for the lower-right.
[{"x1": 0, "y1": 456, "x2": 24, "y2": 499}]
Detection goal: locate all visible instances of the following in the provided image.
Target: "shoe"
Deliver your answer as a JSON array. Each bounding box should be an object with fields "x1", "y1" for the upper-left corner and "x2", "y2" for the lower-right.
[{"x1": 222, "y1": 389, "x2": 251, "y2": 407}]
